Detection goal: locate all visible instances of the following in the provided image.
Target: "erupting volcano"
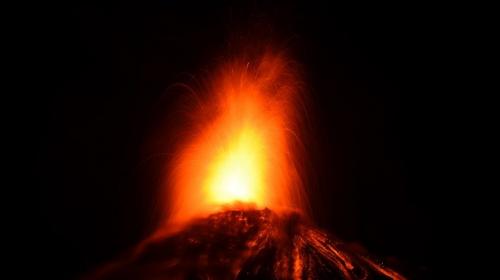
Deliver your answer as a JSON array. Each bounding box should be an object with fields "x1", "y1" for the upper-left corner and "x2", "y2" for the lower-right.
[{"x1": 90, "y1": 48, "x2": 405, "y2": 280}]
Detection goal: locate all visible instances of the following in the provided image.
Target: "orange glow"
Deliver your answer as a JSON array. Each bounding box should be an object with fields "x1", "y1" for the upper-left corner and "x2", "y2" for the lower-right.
[
  {"x1": 162, "y1": 49, "x2": 308, "y2": 229},
  {"x1": 205, "y1": 127, "x2": 265, "y2": 205}
]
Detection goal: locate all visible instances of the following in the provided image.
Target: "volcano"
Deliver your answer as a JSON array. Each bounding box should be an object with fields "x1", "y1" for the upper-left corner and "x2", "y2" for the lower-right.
[
  {"x1": 90, "y1": 208, "x2": 404, "y2": 280},
  {"x1": 88, "y1": 49, "x2": 407, "y2": 280}
]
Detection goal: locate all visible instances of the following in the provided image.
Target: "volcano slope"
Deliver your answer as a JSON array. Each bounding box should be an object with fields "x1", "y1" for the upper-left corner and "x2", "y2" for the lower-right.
[{"x1": 90, "y1": 208, "x2": 405, "y2": 280}]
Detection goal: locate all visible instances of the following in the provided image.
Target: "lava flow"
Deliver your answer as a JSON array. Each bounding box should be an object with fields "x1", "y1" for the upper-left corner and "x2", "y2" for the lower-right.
[{"x1": 89, "y1": 49, "x2": 406, "y2": 280}]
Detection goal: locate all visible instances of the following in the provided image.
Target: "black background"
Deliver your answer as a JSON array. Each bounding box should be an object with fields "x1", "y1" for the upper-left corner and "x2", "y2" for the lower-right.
[{"x1": 32, "y1": 1, "x2": 434, "y2": 278}]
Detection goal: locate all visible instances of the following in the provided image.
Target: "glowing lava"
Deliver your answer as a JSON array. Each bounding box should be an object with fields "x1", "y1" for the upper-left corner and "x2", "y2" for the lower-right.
[
  {"x1": 206, "y1": 127, "x2": 265, "y2": 205},
  {"x1": 163, "y1": 50, "x2": 307, "y2": 228}
]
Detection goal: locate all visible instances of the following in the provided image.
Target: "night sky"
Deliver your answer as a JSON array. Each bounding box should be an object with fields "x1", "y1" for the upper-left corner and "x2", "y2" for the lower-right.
[{"x1": 32, "y1": 1, "x2": 434, "y2": 278}]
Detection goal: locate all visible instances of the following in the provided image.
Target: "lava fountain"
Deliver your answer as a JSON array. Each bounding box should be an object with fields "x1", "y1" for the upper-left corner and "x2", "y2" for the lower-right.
[
  {"x1": 160, "y1": 49, "x2": 308, "y2": 230},
  {"x1": 89, "y1": 48, "x2": 406, "y2": 280}
]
